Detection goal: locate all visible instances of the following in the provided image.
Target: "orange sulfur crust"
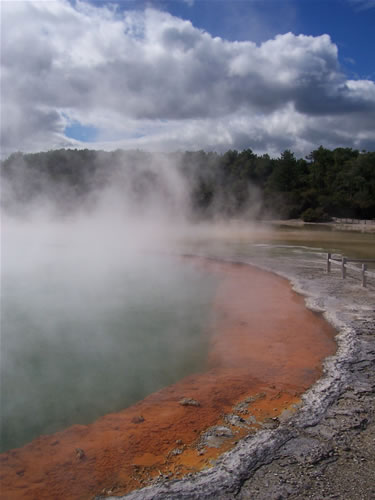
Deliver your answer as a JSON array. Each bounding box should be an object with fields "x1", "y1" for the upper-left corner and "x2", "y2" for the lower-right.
[{"x1": 0, "y1": 259, "x2": 337, "y2": 499}]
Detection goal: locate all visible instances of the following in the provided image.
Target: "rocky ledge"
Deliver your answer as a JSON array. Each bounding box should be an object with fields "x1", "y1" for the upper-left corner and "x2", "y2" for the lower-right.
[{"x1": 101, "y1": 253, "x2": 375, "y2": 500}]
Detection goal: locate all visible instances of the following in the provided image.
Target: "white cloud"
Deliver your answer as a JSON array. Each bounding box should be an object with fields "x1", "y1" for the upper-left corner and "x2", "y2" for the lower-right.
[{"x1": 1, "y1": 0, "x2": 375, "y2": 158}]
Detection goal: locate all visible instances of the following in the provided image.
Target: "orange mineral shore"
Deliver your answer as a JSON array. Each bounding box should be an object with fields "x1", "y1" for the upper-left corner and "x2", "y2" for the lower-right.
[{"x1": 0, "y1": 259, "x2": 337, "y2": 500}]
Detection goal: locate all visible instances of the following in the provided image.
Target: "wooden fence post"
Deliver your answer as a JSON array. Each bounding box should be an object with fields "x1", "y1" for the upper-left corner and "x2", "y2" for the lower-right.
[
  {"x1": 341, "y1": 257, "x2": 347, "y2": 279},
  {"x1": 362, "y1": 263, "x2": 367, "y2": 288},
  {"x1": 327, "y1": 253, "x2": 331, "y2": 273}
]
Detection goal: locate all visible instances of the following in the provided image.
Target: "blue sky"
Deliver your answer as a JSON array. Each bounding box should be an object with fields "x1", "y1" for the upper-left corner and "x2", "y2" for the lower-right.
[
  {"x1": 2, "y1": 0, "x2": 375, "y2": 157},
  {"x1": 86, "y1": 0, "x2": 375, "y2": 79},
  {"x1": 186, "y1": 0, "x2": 373, "y2": 77}
]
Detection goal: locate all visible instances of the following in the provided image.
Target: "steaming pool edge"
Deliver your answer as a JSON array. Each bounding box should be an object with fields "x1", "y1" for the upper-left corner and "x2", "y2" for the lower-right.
[
  {"x1": 0, "y1": 257, "x2": 339, "y2": 500},
  {"x1": 107, "y1": 253, "x2": 375, "y2": 500}
]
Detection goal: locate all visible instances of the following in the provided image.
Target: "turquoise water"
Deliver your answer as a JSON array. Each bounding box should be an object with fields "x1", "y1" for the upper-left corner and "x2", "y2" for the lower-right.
[{"x1": 1, "y1": 252, "x2": 216, "y2": 452}]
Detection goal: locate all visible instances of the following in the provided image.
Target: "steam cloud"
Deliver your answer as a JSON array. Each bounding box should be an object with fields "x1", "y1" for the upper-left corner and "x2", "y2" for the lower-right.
[{"x1": 1, "y1": 151, "x2": 223, "y2": 451}]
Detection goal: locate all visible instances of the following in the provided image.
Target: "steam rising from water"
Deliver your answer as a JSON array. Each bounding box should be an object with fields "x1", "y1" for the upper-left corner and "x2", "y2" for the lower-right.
[
  {"x1": 1, "y1": 154, "x2": 219, "y2": 451},
  {"x1": 1, "y1": 149, "x2": 274, "y2": 451}
]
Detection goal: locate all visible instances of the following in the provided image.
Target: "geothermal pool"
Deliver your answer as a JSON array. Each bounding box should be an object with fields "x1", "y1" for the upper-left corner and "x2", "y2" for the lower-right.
[
  {"x1": 0, "y1": 250, "x2": 337, "y2": 499},
  {"x1": 3, "y1": 223, "x2": 370, "y2": 499},
  {"x1": 1, "y1": 250, "x2": 217, "y2": 452}
]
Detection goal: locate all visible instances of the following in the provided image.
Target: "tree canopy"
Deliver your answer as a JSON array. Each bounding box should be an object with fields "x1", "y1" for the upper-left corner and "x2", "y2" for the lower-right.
[{"x1": 1, "y1": 146, "x2": 374, "y2": 221}]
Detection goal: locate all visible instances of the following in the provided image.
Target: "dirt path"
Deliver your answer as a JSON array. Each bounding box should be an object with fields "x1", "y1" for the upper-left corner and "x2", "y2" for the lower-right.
[{"x1": 0, "y1": 259, "x2": 336, "y2": 500}]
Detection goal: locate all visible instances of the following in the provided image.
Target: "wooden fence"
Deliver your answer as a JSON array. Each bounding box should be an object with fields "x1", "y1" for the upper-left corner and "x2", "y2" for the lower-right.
[{"x1": 326, "y1": 253, "x2": 375, "y2": 287}]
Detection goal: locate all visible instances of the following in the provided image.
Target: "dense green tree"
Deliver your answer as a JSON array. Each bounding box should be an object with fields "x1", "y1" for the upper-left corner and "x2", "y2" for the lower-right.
[{"x1": 1, "y1": 146, "x2": 374, "y2": 220}]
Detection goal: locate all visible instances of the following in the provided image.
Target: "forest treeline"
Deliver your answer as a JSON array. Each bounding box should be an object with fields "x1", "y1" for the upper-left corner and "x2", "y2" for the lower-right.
[{"x1": 1, "y1": 146, "x2": 375, "y2": 220}]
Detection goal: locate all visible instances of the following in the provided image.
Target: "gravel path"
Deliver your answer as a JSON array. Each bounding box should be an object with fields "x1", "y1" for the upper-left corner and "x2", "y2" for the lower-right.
[{"x1": 102, "y1": 253, "x2": 375, "y2": 500}]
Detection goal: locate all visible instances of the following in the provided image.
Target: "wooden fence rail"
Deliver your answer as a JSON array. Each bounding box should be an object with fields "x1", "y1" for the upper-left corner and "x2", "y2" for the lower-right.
[{"x1": 326, "y1": 253, "x2": 375, "y2": 287}]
